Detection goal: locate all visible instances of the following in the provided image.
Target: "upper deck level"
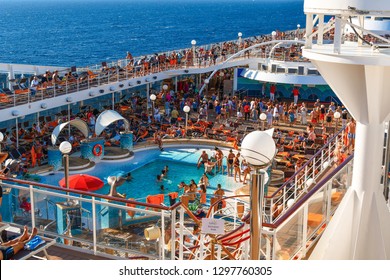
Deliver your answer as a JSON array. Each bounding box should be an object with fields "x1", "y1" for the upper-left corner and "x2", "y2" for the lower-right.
[{"x1": 0, "y1": 30, "x2": 325, "y2": 123}]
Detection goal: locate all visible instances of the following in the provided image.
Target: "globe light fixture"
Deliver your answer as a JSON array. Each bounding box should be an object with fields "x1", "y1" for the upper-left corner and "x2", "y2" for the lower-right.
[
  {"x1": 59, "y1": 141, "x2": 72, "y2": 155},
  {"x1": 150, "y1": 94, "x2": 157, "y2": 101},
  {"x1": 238, "y1": 32, "x2": 242, "y2": 38},
  {"x1": 163, "y1": 84, "x2": 168, "y2": 91}
]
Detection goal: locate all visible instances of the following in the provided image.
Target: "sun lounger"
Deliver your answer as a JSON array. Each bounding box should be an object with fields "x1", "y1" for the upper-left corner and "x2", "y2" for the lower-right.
[{"x1": 16, "y1": 237, "x2": 56, "y2": 260}]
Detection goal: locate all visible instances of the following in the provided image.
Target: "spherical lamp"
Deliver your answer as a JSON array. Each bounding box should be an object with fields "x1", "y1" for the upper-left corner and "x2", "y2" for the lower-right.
[
  {"x1": 59, "y1": 141, "x2": 72, "y2": 155},
  {"x1": 191, "y1": 40, "x2": 196, "y2": 45},
  {"x1": 306, "y1": 178, "x2": 315, "y2": 188},
  {"x1": 241, "y1": 131, "x2": 276, "y2": 167},
  {"x1": 204, "y1": 79, "x2": 209, "y2": 84},
  {"x1": 150, "y1": 94, "x2": 157, "y2": 101},
  {"x1": 271, "y1": 31, "x2": 276, "y2": 37},
  {"x1": 260, "y1": 113, "x2": 267, "y2": 121},
  {"x1": 287, "y1": 199, "x2": 295, "y2": 208},
  {"x1": 238, "y1": 32, "x2": 242, "y2": 37},
  {"x1": 334, "y1": 111, "x2": 341, "y2": 119},
  {"x1": 162, "y1": 84, "x2": 168, "y2": 91},
  {"x1": 297, "y1": 24, "x2": 301, "y2": 29},
  {"x1": 323, "y1": 161, "x2": 330, "y2": 170},
  {"x1": 183, "y1": 105, "x2": 191, "y2": 113}
]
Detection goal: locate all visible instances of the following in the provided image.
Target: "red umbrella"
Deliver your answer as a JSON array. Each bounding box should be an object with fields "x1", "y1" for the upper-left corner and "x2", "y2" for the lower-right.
[{"x1": 59, "y1": 174, "x2": 104, "y2": 192}]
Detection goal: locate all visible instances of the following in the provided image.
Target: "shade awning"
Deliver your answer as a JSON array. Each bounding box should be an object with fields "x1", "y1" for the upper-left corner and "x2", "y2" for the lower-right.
[
  {"x1": 51, "y1": 118, "x2": 89, "y2": 146},
  {"x1": 95, "y1": 110, "x2": 129, "y2": 137}
]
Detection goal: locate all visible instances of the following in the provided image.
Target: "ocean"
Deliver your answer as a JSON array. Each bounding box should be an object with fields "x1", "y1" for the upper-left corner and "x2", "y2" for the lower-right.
[{"x1": 0, "y1": 0, "x2": 305, "y2": 67}]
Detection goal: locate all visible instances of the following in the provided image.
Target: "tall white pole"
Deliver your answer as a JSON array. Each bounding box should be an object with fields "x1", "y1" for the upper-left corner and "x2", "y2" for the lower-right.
[
  {"x1": 250, "y1": 169, "x2": 265, "y2": 260},
  {"x1": 16, "y1": 118, "x2": 19, "y2": 149}
]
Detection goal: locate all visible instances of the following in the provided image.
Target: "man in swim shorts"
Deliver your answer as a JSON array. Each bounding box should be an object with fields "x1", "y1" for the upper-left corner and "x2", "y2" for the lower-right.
[{"x1": 197, "y1": 151, "x2": 209, "y2": 169}]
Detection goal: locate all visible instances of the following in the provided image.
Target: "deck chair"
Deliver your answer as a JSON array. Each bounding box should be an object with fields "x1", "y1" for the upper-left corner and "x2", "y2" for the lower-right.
[
  {"x1": 9, "y1": 148, "x2": 22, "y2": 160},
  {"x1": 12, "y1": 85, "x2": 29, "y2": 94},
  {"x1": 2, "y1": 88, "x2": 13, "y2": 95}
]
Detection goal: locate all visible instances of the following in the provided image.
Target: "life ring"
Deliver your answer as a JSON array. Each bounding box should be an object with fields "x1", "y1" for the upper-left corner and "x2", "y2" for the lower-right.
[{"x1": 93, "y1": 144, "x2": 103, "y2": 157}]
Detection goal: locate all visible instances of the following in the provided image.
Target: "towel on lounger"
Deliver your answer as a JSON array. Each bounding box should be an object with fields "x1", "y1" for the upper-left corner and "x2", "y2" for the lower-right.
[{"x1": 24, "y1": 236, "x2": 45, "y2": 250}]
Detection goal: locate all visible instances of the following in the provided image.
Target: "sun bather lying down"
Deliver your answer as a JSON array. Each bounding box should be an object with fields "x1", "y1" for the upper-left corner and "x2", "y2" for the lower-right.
[{"x1": 0, "y1": 226, "x2": 38, "y2": 260}]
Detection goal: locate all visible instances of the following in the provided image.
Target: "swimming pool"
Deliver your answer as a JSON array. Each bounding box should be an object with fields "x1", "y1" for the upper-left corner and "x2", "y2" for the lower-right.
[{"x1": 40, "y1": 146, "x2": 242, "y2": 202}]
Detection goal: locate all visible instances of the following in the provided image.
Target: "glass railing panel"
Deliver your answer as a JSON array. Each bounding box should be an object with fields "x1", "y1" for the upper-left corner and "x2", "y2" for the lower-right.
[
  {"x1": 93, "y1": 199, "x2": 168, "y2": 259},
  {"x1": 306, "y1": 184, "x2": 328, "y2": 239},
  {"x1": 329, "y1": 163, "x2": 349, "y2": 213},
  {"x1": 273, "y1": 207, "x2": 305, "y2": 260}
]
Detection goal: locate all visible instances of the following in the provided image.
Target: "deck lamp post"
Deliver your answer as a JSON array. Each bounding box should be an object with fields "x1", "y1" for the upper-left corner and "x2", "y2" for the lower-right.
[
  {"x1": 297, "y1": 24, "x2": 301, "y2": 38},
  {"x1": 238, "y1": 32, "x2": 243, "y2": 49},
  {"x1": 59, "y1": 141, "x2": 72, "y2": 201},
  {"x1": 150, "y1": 93, "x2": 157, "y2": 122},
  {"x1": 191, "y1": 40, "x2": 197, "y2": 66},
  {"x1": 204, "y1": 79, "x2": 209, "y2": 96},
  {"x1": 183, "y1": 105, "x2": 191, "y2": 138},
  {"x1": 260, "y1": 113, "x2": 267, "y2": 131},
  {"x1": 219, "y1": 71, "x2": 225, "y2": 99},
  {"x1": 271, "y1": 31, "x2": 276, "y2": 40},
  {"x1": 241, "y1": 130, "x2": 276, "y2": 260},
  {"x1": 334, "y1": 111, "x2": 341, "y2": 131}
]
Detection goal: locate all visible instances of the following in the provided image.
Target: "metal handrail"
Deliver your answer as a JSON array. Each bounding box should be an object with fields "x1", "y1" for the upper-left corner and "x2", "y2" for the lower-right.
[
  {"x1": 266, "y1": 125, "x2": 347, "y2": 200},
  {"x1": 264, "y1": 153, "x2": 354, "y2": 229}
]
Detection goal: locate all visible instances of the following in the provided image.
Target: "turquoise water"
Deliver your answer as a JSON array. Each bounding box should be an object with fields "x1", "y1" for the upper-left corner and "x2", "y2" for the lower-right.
[{"x1": 40, "y1": 146, "x2": 241, "y2": 202}]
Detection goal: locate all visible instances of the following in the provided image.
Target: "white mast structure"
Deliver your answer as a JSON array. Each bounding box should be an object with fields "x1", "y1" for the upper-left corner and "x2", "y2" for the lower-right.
[{"x1": 302, "y1": 0, "x2": 390, "y2": 259}]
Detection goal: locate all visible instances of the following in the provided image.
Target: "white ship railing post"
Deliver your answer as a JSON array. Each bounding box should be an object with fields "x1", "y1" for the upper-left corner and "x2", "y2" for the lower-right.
[{"x1": 92, "y1": 197, "x2": 97, "y2": 255}]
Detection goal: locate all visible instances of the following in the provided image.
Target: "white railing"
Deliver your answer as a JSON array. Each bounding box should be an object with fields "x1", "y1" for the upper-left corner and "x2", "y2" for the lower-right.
[{"x1": 266, "y1": 125, "x2": 348, "y2": 224}]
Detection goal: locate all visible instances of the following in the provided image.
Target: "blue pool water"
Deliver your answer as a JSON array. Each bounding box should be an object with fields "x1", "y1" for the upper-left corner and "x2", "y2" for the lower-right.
[{"x1": 40, "y1": 146, "x2": 241, "y2": 201}]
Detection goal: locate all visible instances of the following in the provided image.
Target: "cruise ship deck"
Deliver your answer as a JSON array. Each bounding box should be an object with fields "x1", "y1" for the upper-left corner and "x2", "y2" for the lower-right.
[{"x1": 0, "y1": 19, "x2": 389, "y2": 261}]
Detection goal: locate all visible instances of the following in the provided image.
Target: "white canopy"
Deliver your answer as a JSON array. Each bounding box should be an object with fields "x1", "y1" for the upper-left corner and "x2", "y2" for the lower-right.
[
  {"x1": 94, "y1": 110, "x2": 129, "y2": 137},
  {"x1": 51, "y1": 119, "x2": 89, "y2": 146}
]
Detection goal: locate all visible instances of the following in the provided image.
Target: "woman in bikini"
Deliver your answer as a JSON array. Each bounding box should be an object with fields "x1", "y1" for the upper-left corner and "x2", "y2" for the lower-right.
[
  {"x1": 233, "y1": 152, "x2": 242, "y2": 182},
  {"x1": 227, "y1": 149, "x2": 235, "y2": 176}
]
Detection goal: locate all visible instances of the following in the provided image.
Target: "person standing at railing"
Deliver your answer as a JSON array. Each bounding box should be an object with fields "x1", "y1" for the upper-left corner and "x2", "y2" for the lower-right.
[
  {"x1": 270, "y1": 84, "x2": 276, "y2": 101},
  {"x1": 341, "y1": 109, "x2": 348, "y2": 127},
  {"x1": 300, "y1": 102, "x2": 308, "y2": 125},
  {"x1": 29, "y1": 76, "x2": 40, "y2": 97},
  {"x1": 292, "y1": 86, "x2": 299, "y2": 105},
  {"x1": 346, "y1": 119, "x2": 356, "y2": 154}
]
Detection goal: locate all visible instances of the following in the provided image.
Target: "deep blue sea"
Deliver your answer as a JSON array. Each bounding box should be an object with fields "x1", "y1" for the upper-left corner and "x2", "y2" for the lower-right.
[{"x1": 0, "y1": 0, "x2": 304, "y2": 67}]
